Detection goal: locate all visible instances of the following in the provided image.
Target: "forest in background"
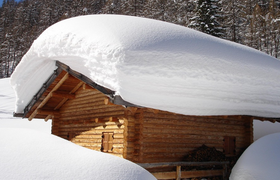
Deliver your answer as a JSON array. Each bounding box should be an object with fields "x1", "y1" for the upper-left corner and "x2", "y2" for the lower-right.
[{"x1": 0, "y1": 0, "x2": 279, "y2": 78}]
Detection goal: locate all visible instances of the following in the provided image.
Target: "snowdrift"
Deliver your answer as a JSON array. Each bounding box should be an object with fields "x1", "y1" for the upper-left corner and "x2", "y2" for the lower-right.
[
  {"x1": 11, "y1": 14, "x2": 280, "y2": 117},
  {"x1": 230, "y1": 133, "x2": 280, "y2": 180},
  {"x1": 0, "y1": 128, "x2": 155, "y2": 180},
  {"x1": 0, "y1": 78, "x2": 51, "y2": 131}
]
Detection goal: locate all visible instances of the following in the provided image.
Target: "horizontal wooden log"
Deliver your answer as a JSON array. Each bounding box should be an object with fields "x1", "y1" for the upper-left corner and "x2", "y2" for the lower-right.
[
  {"x1": 60, "y1": 128, "x2": 124, "y2": 134},
  {"x1": 138, "y1": 161, "x2": 229, "y2": 168},
  {"x1": 75, "y1": 143, "x2": 101, "y2": 147},
  {"x1": 59, "y1": 111, "x2": 125, "y2": 121},
  {"x1": 37, "y1": 109, "x2": 60, "y2": 115},
  {"x1": 75, "y1": 89, "x2": 103, "y2": 97},
  {"x1": 59, "y1": 122, "x2": 123, "y2": 128},
  {"x1": 142, "y1": 117, "x2": 245, "y2": 129},
  {"x1": 144, "y1": 110, "x2": 244, "y2": 119},
  {"x1": 142, "y1": 126, "x2": 245, "y2": 136},
  {"x1": 142, "y1": 121, "x2": 245, "y2": 132},
  {"x1": 61, "y1": 120, "x2": 123, "y2": 127},
  {"x1": 61, "y1": 99, "x2": 108, "y2": 111},
  {"x1": 140, "y1": 146, "x2": 221, "y2": 154},
  {"x1": 141, "y1": 115, "x2": 246, "y2": 126},
  {"x1": 140, "y1": 153, "x2": 193, "y2": 160},
  {"x1": 67, "y1": 93, "x2": 105, "y2": 103},
  {"x1": 52, "y1": 91, "x2": 76, "y2": 99},
  {"x1": 142, "y1": 128, "x2": 246, "y2": 139},
  {"x1": 142, "y1": 110, "x2": 246, "y2": 121},
  {"x1": 152, "y1": 169, "x2": 223, "y2": 179},
  {"x1": 73, "y1": 138, "x2": 124, "y2": 144},
  {"x1": 143, "y1": 137, "x2": 223, "y2": 144},
  {"x1": 60, "y1": 106, "x2": 125, "y2": 117},
  {"x1": 61, "y1": 121, "x2": 123, "y2": 128}
]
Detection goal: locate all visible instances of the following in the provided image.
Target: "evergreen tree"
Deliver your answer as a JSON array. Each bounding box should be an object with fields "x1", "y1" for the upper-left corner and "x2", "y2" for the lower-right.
[
  {"x1": 0, "y1": 0, "x2": 279, "y2": 78},
  {"x1": 190, "y1": 0, "x2": 223, "y2": 37}
]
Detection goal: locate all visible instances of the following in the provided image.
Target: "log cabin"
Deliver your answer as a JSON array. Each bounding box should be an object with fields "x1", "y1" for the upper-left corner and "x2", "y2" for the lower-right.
[
  {"x1": 11, "y1": 15, "x2": 280, "y2": 179},
  {"x1": 13, "y1": 61, "x2": 280, "y2": 179}
]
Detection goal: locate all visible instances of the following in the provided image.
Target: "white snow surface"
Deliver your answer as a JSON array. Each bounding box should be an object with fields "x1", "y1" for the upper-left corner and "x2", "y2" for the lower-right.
[
  {"x1": 0, "y1": 128, "x2": 155, "y2": 180},
  {"x1": 10, "y1": 14, "x2": 280, "y2": 117},
  {"x1": 0, "y1": 78, "x2": 51, "y2": 132},
  {"x1": 230, "y1": 133, "x2": 280, "y2": 180}
]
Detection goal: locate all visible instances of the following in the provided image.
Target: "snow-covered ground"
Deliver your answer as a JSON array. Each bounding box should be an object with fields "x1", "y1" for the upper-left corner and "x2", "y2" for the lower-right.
[
  {"x1": 230, "y1": 133, "x2": 280, "y2": 180},
  {"x1": 0, "y1": 78, "x2": 51, "y2": 133},
  {"x1": 0, "y1": 78, "x2": 156, "y2": 180}
]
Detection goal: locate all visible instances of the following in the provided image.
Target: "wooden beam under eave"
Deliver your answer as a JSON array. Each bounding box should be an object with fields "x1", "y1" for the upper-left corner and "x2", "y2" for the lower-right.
[
  {"x1": 28, "y1": 73, "x2": 69, "y2": 121},
  {"x1": 37, "y1": 109, "x2": 60, "y2": 116},
  {"x1": 52, "y1": 92, "x2": 76, "y2": 99},
  {"x1": 44, "y1": 114, "x2": 53, "y2": 122},
  {"x1": 54, "y1": 81, "x2": 84, "y2": 110}
]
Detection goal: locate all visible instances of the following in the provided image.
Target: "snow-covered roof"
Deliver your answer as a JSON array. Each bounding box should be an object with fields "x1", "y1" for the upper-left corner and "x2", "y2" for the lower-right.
[{"x1": 10, "y1": 14, "x2": 280, "y2": 118}]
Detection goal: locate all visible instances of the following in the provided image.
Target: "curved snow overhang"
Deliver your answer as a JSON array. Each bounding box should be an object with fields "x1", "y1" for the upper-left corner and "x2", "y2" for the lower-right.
[
  {"x1": 13, "y1": 61, "x2": 140, "y2": 120},
  {"x1": 13, "y1": 61, "x2": 280, "y2": 124}
]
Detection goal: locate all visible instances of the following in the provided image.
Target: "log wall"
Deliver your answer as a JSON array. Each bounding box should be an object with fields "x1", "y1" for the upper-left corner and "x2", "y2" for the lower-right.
[
  {"x1": 53, "y1": 87, "x2": 126, "y2": 158},
  {"x1": 51, "y1": 84, "x2": 253, "y2": 163},
  {"x1": 137, "y1": 109, "x2": 253, "y2": 163}
]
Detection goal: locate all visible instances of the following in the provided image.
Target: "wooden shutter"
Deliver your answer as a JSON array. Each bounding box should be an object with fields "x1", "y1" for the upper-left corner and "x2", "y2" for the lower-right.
[
  {"x1": 224, "y1": 136, "x2": 236, "y2": 156},
  {"x1": 101, "y1": 132, "x2": 114, "y2": 152}
]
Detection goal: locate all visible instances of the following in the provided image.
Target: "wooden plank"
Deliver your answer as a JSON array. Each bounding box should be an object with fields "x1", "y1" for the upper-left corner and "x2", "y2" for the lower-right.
[
  {"x1": 142, "y1": 117, "x2": 245, "y2": 129},
  {"x1": 52, "y1": 92, "x2": 76, "y2": 99},
  {"x1": 152, "y1": 169, "x2": 223, "y2": 179},
  {"x1": 59, "y1": 110, "x2": 125, "y2": 120},
  {"x1": 61, "y1": 97, "x2": 106, "y2": 108},
  {"x1": 74, "y1": 89, "x2": 104, "y2": 98},
  {"x1": 176, "y1": 166, "x2": 181, "y2": 180},
  {"x1": 62, "y1": 102, "x2": 109, "y2": 112},
  {"x1": 37, "y1": 109, "x2": 60, "y2": 116},
  {"x1": 28, "y1": 73, "x2": 69, "y2": 121},
  {"x1": 142, "y1": 116, "x2": 246, "y2": 126}
]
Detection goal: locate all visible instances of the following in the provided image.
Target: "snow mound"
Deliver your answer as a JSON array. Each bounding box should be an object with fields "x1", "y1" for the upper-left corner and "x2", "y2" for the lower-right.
[
  {"x1": 230, "y1": 133, "x2": 280, "y2": 180},
  {"x1": 0, "y1": 78, "x2": 51, "y2": 132},
  {"x1": 0, "y1": 128, "x2": 155, "y2": 180},
  {"x1": 11, "y1": 14, "x2": 280, "y2": 117}
]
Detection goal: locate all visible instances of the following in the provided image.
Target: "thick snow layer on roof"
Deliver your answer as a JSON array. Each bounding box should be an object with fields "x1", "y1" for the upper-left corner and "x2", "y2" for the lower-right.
[
  {"x1": 0, "y1": 128, "x2": 155, "y2": 180},
  {"x1": 230, "y1": 133, "x2": 280, "y2": 180},
  {"x1": 11, "y1": 15, "x2": 280, "y2": 117}
]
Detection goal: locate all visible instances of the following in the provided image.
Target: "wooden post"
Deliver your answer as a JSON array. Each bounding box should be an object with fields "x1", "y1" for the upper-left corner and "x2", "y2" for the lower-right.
[
  {"x1": 176, "y1": 166, "x2": 181, "y2": 180},
  {"x1": 223, "y1": 163, "x2": 228, "y2": 180}
]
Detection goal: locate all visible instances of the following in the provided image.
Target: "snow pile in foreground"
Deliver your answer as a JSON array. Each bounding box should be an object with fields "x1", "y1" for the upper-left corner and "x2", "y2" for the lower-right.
[
  {"x1": 230, "y1": 133, "x2": 280, "y2": 180},
  {"x1": 0, "y1": 128, "x2": 155, "y2": 180},
  {"x1": 0, "y1": 78, "x2": 51, "y2": 132},
  {"x1": 11, "y1": 15, "x2": 280, "y2": 117}
]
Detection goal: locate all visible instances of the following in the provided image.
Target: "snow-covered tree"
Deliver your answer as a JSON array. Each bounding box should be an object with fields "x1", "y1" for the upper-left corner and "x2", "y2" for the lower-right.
[{"x1": 189, "y1": 0, "x2": 224, "y2": 37}]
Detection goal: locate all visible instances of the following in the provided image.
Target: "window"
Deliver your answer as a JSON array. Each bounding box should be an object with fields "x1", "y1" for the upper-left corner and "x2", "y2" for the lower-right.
[
  {"x1": 101, "y1": 132, "x2": 114, "y2": 152},
  {"x1": 224, "y1": 136, "x2": 236, "y2": 156}
]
